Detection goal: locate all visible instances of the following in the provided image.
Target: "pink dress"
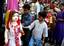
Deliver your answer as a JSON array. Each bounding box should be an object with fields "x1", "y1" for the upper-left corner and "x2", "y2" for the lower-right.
[{"x1": 7, "y1": 0, "x2": 19, "y2": 11}]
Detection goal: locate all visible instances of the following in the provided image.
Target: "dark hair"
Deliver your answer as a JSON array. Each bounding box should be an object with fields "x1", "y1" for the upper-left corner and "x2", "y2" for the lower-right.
[
  {"x1": 44, "y1": 7, "x2": 48, "y2": 10},
  {"x1": 61, "y1": 3, "x2": 64, "y2": 6},
  {"x1": 6, "y1": 11, "x2": 19, "y2": 29},
  {"x1": 6, "y1": 11, "x2": 13, "y2": 29},
  {"x1": 38, "y1": 11, "x2": 47, "y2": 18},
  {"x1": 23, "y1": 4, "x2": 30, "y2": 10}
]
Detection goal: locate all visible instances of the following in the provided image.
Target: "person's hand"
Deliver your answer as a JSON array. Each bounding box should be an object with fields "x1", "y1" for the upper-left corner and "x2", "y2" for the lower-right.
[
  {"x1": 23, "y1": 32, "x2": 25, "y2": 35},
  {"x1": 43, "y1": 40, "x2": 45, "y2": 46},
  {"x1": 22, "y1": 25, "x2": 29, "y2": 29},
  {"x1": 22, "y1": 31, "x2": 25, "y2": 35},
  {"x1": 19, "y1": 33, "x2": 22, "y2": 37},
  {"x1": 20, "y1": 30, "x2": 25, "y2": 36},
  {"x1": 23, "y1": 26, "x2": 29, "y2": 28},
  {"x1": 5, "y1": 38, "x2": 8, "y2": 44}
]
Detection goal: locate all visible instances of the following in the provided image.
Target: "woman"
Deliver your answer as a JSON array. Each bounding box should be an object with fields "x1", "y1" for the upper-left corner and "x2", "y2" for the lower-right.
[{"x1": 55, "y1": 3, "x2": 64, "y2": 46}]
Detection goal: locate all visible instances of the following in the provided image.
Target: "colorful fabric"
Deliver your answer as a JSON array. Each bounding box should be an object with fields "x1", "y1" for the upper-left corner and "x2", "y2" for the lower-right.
[
  {"x1": 45, "y1": 12, "x2": 52, "y2": 23},
  {"x1": 5, "y1": 10, "x2": 11, "y2": 27},
  {"x1": 14, "y1": 24, "x2": 20, "y2": 46},
  {"x1": 7, "y1": 0, "x2": 19, "y2": 11},
  {"x1": 7, "y1": 21, "x2": 21, "y2": 46}
]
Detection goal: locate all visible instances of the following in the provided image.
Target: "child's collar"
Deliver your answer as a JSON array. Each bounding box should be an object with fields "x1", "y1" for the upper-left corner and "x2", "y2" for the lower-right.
[{"x1": 39, "y1": 20, "x2": 44, "y2": 24}]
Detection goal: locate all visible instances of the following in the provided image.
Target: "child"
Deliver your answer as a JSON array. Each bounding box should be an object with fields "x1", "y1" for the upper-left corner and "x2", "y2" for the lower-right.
[
  {"x1": 24, "y1": 11, "x2": 48, "y2": 46},
  {"x1": 21, "y1": 4, "x2": 33, "y2": 46},
  {"x1": 5, "y1": 11, "x2": 24, "y2": 46}
]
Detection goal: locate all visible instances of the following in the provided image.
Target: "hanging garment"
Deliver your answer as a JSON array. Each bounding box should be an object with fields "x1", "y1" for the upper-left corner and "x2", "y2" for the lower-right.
[{"x1": 7, "y1": 0, "x2": 19, "y2": 11}]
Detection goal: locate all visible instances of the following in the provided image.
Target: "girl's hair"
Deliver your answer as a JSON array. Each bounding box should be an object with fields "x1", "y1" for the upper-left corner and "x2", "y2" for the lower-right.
[
  {"x1": 6, "y1": 11, "x2": 19, "y2": 30},
  {"x1": 6, "y1": 11, "x2": 14, "y2": 29},
  {"x1": 23, "y1": 4, "x2": 30, "y2": 10}
]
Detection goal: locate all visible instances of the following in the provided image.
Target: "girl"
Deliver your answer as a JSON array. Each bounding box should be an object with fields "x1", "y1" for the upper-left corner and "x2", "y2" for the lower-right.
[
  {"x1": 5, "y1": 11, "x2": 24, "y2": 46},
  {"x1": 55, "y1": 3, "x2": 64, "y2": 46}
]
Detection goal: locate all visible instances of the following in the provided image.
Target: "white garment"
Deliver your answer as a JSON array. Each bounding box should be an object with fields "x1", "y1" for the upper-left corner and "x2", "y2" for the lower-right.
[
  {"x1": 35, "y1": 2, "x2": 44, "y2": 17},
  {"x1": 28, "y1": 20, "x2": 48, "y2": 39},
  {"x1": 5, "y1": 22, "x2": 23, "y2": 46},
  {"x1": 35, "y1": 2, "x2": 41, "y2": 16},
  {"x1": 54, "y1": 7, "x2": 61, "y2": 12}
]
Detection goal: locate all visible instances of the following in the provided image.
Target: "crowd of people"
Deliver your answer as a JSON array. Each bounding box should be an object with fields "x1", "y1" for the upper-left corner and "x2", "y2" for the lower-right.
[{"x1": 4, "y1": 0, "x2": 64, "y2": 46}]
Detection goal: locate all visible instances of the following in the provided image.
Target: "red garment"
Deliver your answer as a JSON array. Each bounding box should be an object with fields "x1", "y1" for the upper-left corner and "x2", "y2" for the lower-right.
[
  {"x1": 11, "y1": 21, "x2": 20, "y2": 46},
  {"x1": 16, "y1": 17, "x2": 21, "y2": 46},
  {"x1": 17, "y1": 17, "x2": 20, "y2": 25},
  {"x1": 45, "y1": 12, "x2": 52, "y2": 23},
  {"x1": 14, "y1": 25, "x2": 20, "y2": 46},
  {"x1": 7, "y1": 17, "x2": 21, "y2": 46}
]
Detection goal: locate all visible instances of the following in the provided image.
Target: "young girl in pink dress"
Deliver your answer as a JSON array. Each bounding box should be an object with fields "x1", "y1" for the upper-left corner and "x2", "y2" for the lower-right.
[{"x1": 5, "y1": 11, "x2": 24, "y2": 46}]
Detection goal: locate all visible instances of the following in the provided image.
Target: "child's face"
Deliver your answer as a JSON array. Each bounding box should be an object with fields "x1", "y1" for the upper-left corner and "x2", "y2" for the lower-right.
[
  {"x1": 12, "y1": 13, "x2": 18, "y2": 22},
  {"x1": 24, "y1": 9, "x2": 29, "y2": 14},
  {"x1": 38, "y1": 16, "x2": 43, "y2": 22}
]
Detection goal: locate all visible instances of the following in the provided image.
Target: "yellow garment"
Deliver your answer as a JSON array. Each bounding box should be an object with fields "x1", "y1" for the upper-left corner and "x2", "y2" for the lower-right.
[{"x1": 5, "y1": 10, "x2": 10, "y2": 27}]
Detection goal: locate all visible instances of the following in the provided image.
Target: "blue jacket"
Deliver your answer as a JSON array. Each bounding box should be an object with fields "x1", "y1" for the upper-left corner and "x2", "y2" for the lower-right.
[{"x1": 21, "y1": 13, "x2": 33, "y2": 26}]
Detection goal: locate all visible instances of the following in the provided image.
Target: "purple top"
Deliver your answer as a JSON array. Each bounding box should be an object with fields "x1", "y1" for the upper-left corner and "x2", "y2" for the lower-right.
[{"x1": 56, "y1": 11, "x2": 64, "y2": 21}]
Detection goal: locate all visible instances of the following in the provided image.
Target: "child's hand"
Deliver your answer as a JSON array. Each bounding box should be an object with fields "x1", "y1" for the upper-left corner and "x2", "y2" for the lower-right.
[
  {"x1": 22, "y1": 32, "x2": 25, "y2": 35},
  {"x1": 20, "y1": 30, "x2": 25, "y2": 37},
  {"x1": 22, "y1": 25, "x2": 29, "y2": 29},
  {"x1": 5, "y1": 38, "x2": 8, "y2": 44},
  {"x1": 42, "y1": 40, "x2": 45, "y2": 46},
  {"x1": 22, "y1": 31, "x2": 25, "y2": 35},
  {"x1": 19, "y1": 33, "x2": 22, "y2": 37}
]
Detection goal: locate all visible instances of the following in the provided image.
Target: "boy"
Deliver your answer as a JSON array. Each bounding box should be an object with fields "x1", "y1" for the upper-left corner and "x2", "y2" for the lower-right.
[
  {"x1": 24, "y1": 11, "x2": 48, "y2": 46},
  {"x1": 21, "y1": 4, "x2": 33, "y2": 46}
]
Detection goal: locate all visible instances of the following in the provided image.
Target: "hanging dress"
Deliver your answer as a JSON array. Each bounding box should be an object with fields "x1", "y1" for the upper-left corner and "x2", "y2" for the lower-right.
[{"x1": 7, "y1": 0, "x2": 19, "y2": 11}]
